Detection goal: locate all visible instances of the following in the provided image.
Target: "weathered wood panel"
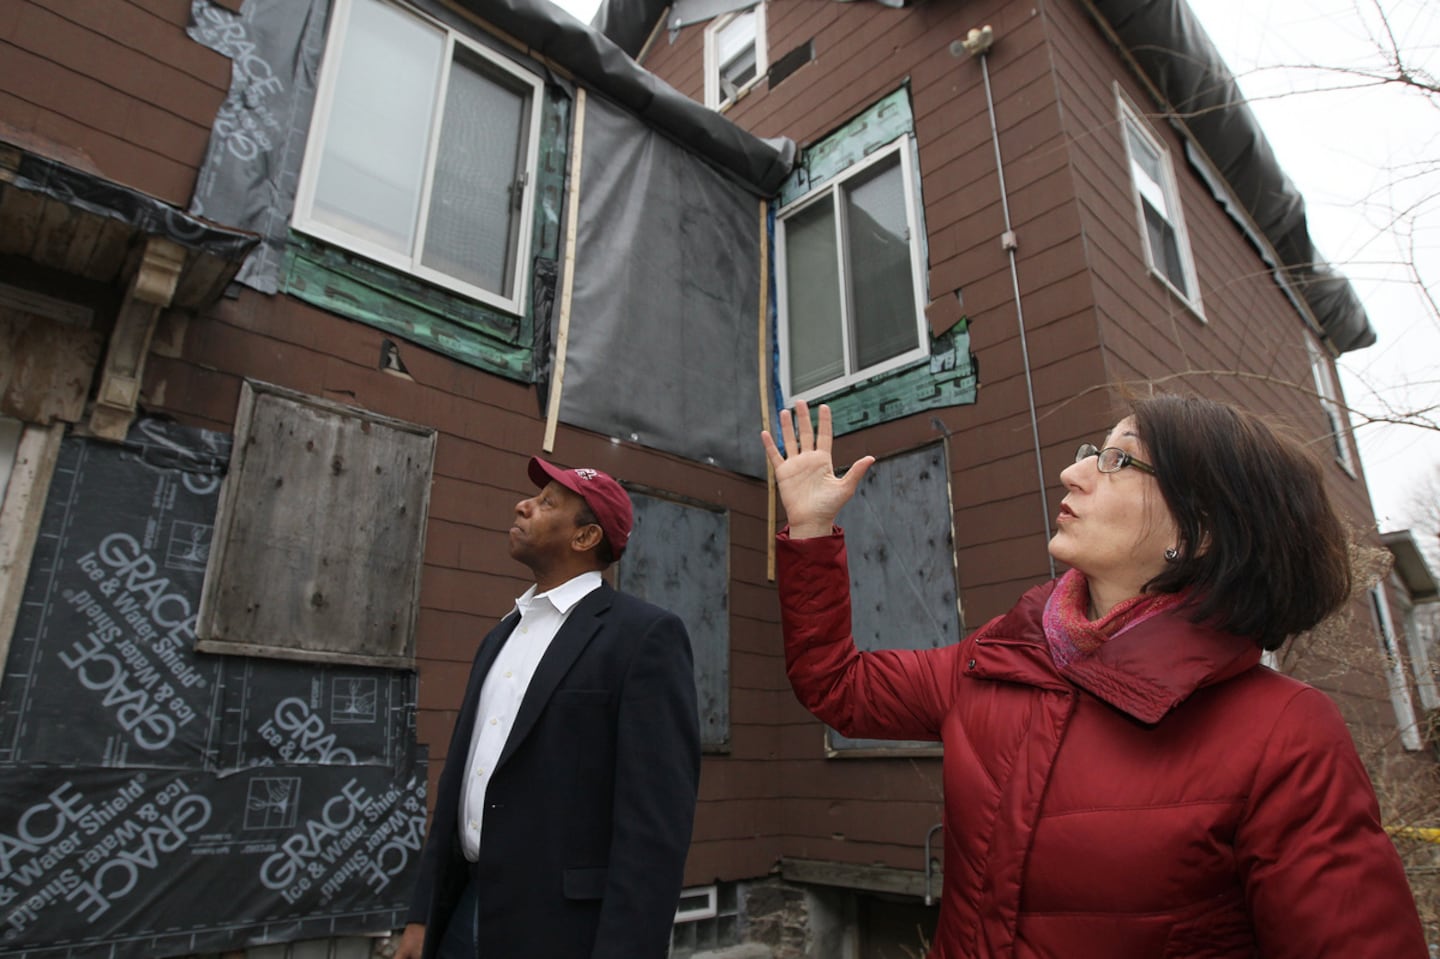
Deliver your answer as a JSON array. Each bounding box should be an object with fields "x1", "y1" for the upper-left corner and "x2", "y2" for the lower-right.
[
  {"x1": 0, "y1": 298, "x2": 102, "y2": 424},
  {"x1": 197, "y1": 381, "x2": 437, "y2": 669}
]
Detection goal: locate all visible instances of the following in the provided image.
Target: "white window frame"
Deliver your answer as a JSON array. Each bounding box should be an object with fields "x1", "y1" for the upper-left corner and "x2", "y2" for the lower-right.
[
  {"x1": 1371, "y1": 584, "x2": 1423, "y2": 751},
  {"x1": 293, "y1": 0, "x2": 544, "y2": 315},
  {"x1": 674, "y1": 885, "x2": 719, "y2": 923},
  {"x1": 775, "y1": 136, "x2": 929, "y2": 403},
  {"x1": 704, "y1": 4, "x2": 767, "y2": 111},
  {"x1": 1403, "y1": 599, "x2": 1440, "y2": 713},
  {"x1": 1117, "y1": 91, "x2": 1203, "y2": 315},
  {"x1": 1306, "y1": 335, "x2": 1358, "y2": 475}
]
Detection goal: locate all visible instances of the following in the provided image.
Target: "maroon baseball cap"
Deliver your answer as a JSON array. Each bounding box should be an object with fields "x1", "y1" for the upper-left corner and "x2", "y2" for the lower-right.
[{"x1": 528, "y1": 457, "x2": 633, "y2": 558}]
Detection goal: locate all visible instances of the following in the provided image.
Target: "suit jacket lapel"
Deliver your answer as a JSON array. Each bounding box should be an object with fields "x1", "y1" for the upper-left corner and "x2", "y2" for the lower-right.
[{"x1": 496, "y1": 584, "x2": 614, "y2": 771}]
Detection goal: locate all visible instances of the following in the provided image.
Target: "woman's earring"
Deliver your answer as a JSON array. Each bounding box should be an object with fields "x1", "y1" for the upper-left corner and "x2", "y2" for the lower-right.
[{"x1": 1164, "y1": 546, "x2": 1179, "y2": 562}]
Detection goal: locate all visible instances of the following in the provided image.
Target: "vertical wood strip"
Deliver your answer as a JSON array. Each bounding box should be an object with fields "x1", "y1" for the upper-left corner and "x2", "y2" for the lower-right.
[
  {"x1": 544, "y1": 87, "x2": 587, "y2": 453},
  {"x1": 758, "y1": 199, "x2": 777, "y2": 581}
]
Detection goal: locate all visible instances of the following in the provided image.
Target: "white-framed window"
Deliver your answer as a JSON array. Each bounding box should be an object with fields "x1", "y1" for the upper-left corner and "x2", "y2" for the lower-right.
[
  {"x1": 1306, "y1": 335, "x2": 1357, "y2": 475},
  {"x1": 1117, "y1": 93, "x2": 1201, "y2": 312},
  {"x1": 776, "y1": 136, "x2": 928, "y2": 402},
  {"x1": 1404, "y1": 601, "x2": 1440, "y2": 713},
  {"x1": 674, "y1": 885, "x2": 719, "y2": 923},
  {"x1": 294, "y1": 0, "x2": 543, "y2": 315},
  {"x1": 704, "y1": 4, "x2": 766, "y2": 110},
  {"x1": 1371, "y1": 585, "x2": 1424, "y2": 751}
]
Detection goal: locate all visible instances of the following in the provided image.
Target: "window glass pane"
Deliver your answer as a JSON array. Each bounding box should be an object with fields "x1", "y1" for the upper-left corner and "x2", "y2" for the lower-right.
[
  {"x1": 312, "y1": 0, "x2": 443, "y2": 254},
  {"x1": 845, "y1": 156, "x2": 918, "y2": 370},
  {"x1": 716, "y1": 11, "x2": 755, "y2": 66},
  {"x1": 1126, "y1": 125, "x2": 1164, "y2": 189},
  {"x1": 720, "y1": 47, "x2": 757, "y2": 91},
  {"x1": 1142, "y1": 201, "x2": 1187, "y2": 295},
  {"x1": 784, "y1": 199, "x2": 844, "y2": 394},
  {"x1": 422, "y1": 49, "x2": 528, "y2": 295}
]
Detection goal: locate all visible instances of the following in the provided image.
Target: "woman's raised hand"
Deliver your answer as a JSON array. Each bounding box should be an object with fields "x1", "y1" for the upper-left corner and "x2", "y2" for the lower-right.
[{"x1": 760, "y1": 400, "x2": 875, "y2": 539}]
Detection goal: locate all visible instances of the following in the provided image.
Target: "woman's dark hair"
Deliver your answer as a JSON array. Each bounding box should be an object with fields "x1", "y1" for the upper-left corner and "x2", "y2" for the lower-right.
[{"x1": 1132, "y1": 393, "x2": 1352, "y2": 650}]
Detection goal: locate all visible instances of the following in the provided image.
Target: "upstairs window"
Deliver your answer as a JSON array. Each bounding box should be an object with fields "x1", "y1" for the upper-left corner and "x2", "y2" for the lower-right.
[
  {"x1": 777, "y1": 137, "x2": 928, "y2": 401},
  {"x1": 1370, "y1": 585, "x2": 1423, "y2": 751},
  {"x1": 295, "y1": 0, "x2": 543, "y2": 315},
  {"x1": 1118, "y1": 95, "x2": 1201, "y2": 312},
  {"x1": 704, "y1": 6, "x2": 766, "y2": 110},
  {"x1": 1306, "y1": 335, "x2": 1357, "y2": 474}
]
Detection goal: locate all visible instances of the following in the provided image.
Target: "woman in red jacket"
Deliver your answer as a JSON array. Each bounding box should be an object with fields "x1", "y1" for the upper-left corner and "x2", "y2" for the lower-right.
[{"x1": 761, "y1": 393, "x2": 1427, "y2": 959}]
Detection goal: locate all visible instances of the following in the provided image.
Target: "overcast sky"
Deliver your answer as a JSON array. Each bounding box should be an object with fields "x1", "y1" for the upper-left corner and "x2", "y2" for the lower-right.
[
  {"x1": 547, "y1": 0, "x2": 1439, "y2": 530},
  {"x1": 1185, "y1": 0, "x2": 1439, "y2": 533}
]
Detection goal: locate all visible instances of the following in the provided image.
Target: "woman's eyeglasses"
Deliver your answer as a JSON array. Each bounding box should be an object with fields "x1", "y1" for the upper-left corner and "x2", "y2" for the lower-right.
[{"x1": 1075, "y1": 443, "x2": 1156, "y2": 475}]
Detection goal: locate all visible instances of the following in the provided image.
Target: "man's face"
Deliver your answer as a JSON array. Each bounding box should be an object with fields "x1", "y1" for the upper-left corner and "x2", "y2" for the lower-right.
[{"x1": 509, "y1": 481, "x2": 590, "y2": 572}]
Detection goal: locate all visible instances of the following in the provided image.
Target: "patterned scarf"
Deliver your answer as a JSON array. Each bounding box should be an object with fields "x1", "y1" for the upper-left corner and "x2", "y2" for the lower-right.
[{"x1": 1043, "y1": 567, "x2": 1187, "y2": 668}]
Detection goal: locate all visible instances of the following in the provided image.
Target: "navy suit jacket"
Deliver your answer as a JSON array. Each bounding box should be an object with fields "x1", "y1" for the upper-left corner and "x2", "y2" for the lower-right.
[{"x1": 409, "y1": 582, "x2": 700, "y2": 959}]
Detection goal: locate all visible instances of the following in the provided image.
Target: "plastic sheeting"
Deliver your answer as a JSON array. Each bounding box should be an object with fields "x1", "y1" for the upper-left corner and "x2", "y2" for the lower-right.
[
  {"x1": 1090, "y1": 0, "x2": 1374, "y2": 352},
  {"x1": 594, "y1": 0, "x2": 667, "y2": 55},
  {"x1": 596, "y1": 0, "x2": 1374, "y2": 352},
  {"x1": 0, "y1": 420, "x2": 425, "y2": 958},
  {"x1": 668, "y1": 0, "x2": 760, "y2": 32},
  {"x1": 452, "y1": 0, "x2": 794, "y2": 196},
  {"x1": 558, "y1": 94, "x2": 767, "y2": 477}
]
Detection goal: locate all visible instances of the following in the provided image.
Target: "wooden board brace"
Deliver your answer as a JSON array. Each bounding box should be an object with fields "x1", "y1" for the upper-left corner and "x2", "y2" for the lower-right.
[
  {"x1": 544, "y1": 87, "x2": 587, "y2": 453},
  {"x1": 758, "y1": 199, "x2": 777, "y2": 581}
]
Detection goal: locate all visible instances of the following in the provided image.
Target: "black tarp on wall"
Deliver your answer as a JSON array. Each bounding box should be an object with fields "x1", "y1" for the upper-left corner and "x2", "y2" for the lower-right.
[{"x1": 0, "y1": 420, "x2": 425, "y2": 958}]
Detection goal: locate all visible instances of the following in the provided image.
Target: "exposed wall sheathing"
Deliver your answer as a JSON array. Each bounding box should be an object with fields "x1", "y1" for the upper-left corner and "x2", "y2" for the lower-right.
[{"x1": 0, "y1": 420, "x2": 425, "y2": 957}]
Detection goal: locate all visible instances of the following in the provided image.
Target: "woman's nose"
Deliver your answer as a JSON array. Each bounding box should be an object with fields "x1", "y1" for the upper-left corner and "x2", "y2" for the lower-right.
[{"x1": 1059, "y1": 456, "x2": 1089, "y2": 488}]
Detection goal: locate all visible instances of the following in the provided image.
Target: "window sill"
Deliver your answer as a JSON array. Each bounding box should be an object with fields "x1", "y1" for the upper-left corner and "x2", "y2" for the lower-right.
[{"x1": 1147, "y1": 266, "x2": 1206, "y2": 322}]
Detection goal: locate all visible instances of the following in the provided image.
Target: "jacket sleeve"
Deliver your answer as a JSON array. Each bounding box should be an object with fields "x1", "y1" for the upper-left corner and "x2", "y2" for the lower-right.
[
  {"x1": 778, "y1": 528, "x2": 959, "y2": 742},
  {"x1": 592, "y1": 609, "x2": 701, "y2": 959},
  {"x1": 1236, "y1": 685, "x2": 1427, "y2": 958}
]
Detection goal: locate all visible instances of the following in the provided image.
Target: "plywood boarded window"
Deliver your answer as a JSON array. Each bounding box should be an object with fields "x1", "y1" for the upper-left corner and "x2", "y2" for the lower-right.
[
  {"x1": 617, "y1": 491, "x2": 730, "y2": 751},
  {"x1": 197, "y1": 381, "x2": 435, "y2": 668},
  {"x1": 827, "y1": 442, "x2": 960, "y2": 754}
]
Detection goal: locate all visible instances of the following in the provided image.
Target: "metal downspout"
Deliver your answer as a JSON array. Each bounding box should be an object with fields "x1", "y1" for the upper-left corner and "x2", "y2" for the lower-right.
[{"x1": 954, "y1": 26, "x2": 1057, "y2": 580}]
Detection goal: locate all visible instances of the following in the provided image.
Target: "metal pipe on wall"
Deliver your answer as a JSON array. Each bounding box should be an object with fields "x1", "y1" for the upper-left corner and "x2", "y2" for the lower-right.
[{"x1": 953, "y1": 26, "x2": 1057, "y2": 580}]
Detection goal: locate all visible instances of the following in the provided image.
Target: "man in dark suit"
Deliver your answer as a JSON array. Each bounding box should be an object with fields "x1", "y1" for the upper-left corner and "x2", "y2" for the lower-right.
[{"x1": 396, "y1": 457, "x2": 701, "y2": 959}]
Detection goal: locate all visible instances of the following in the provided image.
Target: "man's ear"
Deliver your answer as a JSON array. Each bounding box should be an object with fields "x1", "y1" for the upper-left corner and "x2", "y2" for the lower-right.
[{"x1": 572, "y1": 522, "x2": 604, "y2": 554}]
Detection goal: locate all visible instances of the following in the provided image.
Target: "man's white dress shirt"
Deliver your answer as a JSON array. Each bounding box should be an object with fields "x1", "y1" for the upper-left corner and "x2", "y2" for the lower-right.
[{"x1": 458, "y1": 570, "x2": 602, "y2": 862}]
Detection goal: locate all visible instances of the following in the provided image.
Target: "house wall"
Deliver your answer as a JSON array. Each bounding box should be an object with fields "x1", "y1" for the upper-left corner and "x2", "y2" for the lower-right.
[
  {"x1": 644, "y1": 0, "x2": 1420, "y2": 884},
  {"x1": 141, "y1": 289, "x2": 785, "y2": 886},
  {"x1": 1043, "y1": 0, "x2": 1403, "y2": 735},
  {"x1": 0, "y1": 0, "x2": 234, "y2": 205},
  {"x1": 3, "y1": 0, "x2": 1425, "y2": 940},
  {"x1": 0, "y1": 0, "x2": 799, "y2": 908},
  {"x1": 647, "y1": 0, "x2": 1119, "y2": 875}
]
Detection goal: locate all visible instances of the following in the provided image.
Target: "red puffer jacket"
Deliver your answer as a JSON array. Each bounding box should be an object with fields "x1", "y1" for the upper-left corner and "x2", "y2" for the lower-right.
[{"x1": 778, "y1": 531, "x2": 1427, "y2": 959}]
